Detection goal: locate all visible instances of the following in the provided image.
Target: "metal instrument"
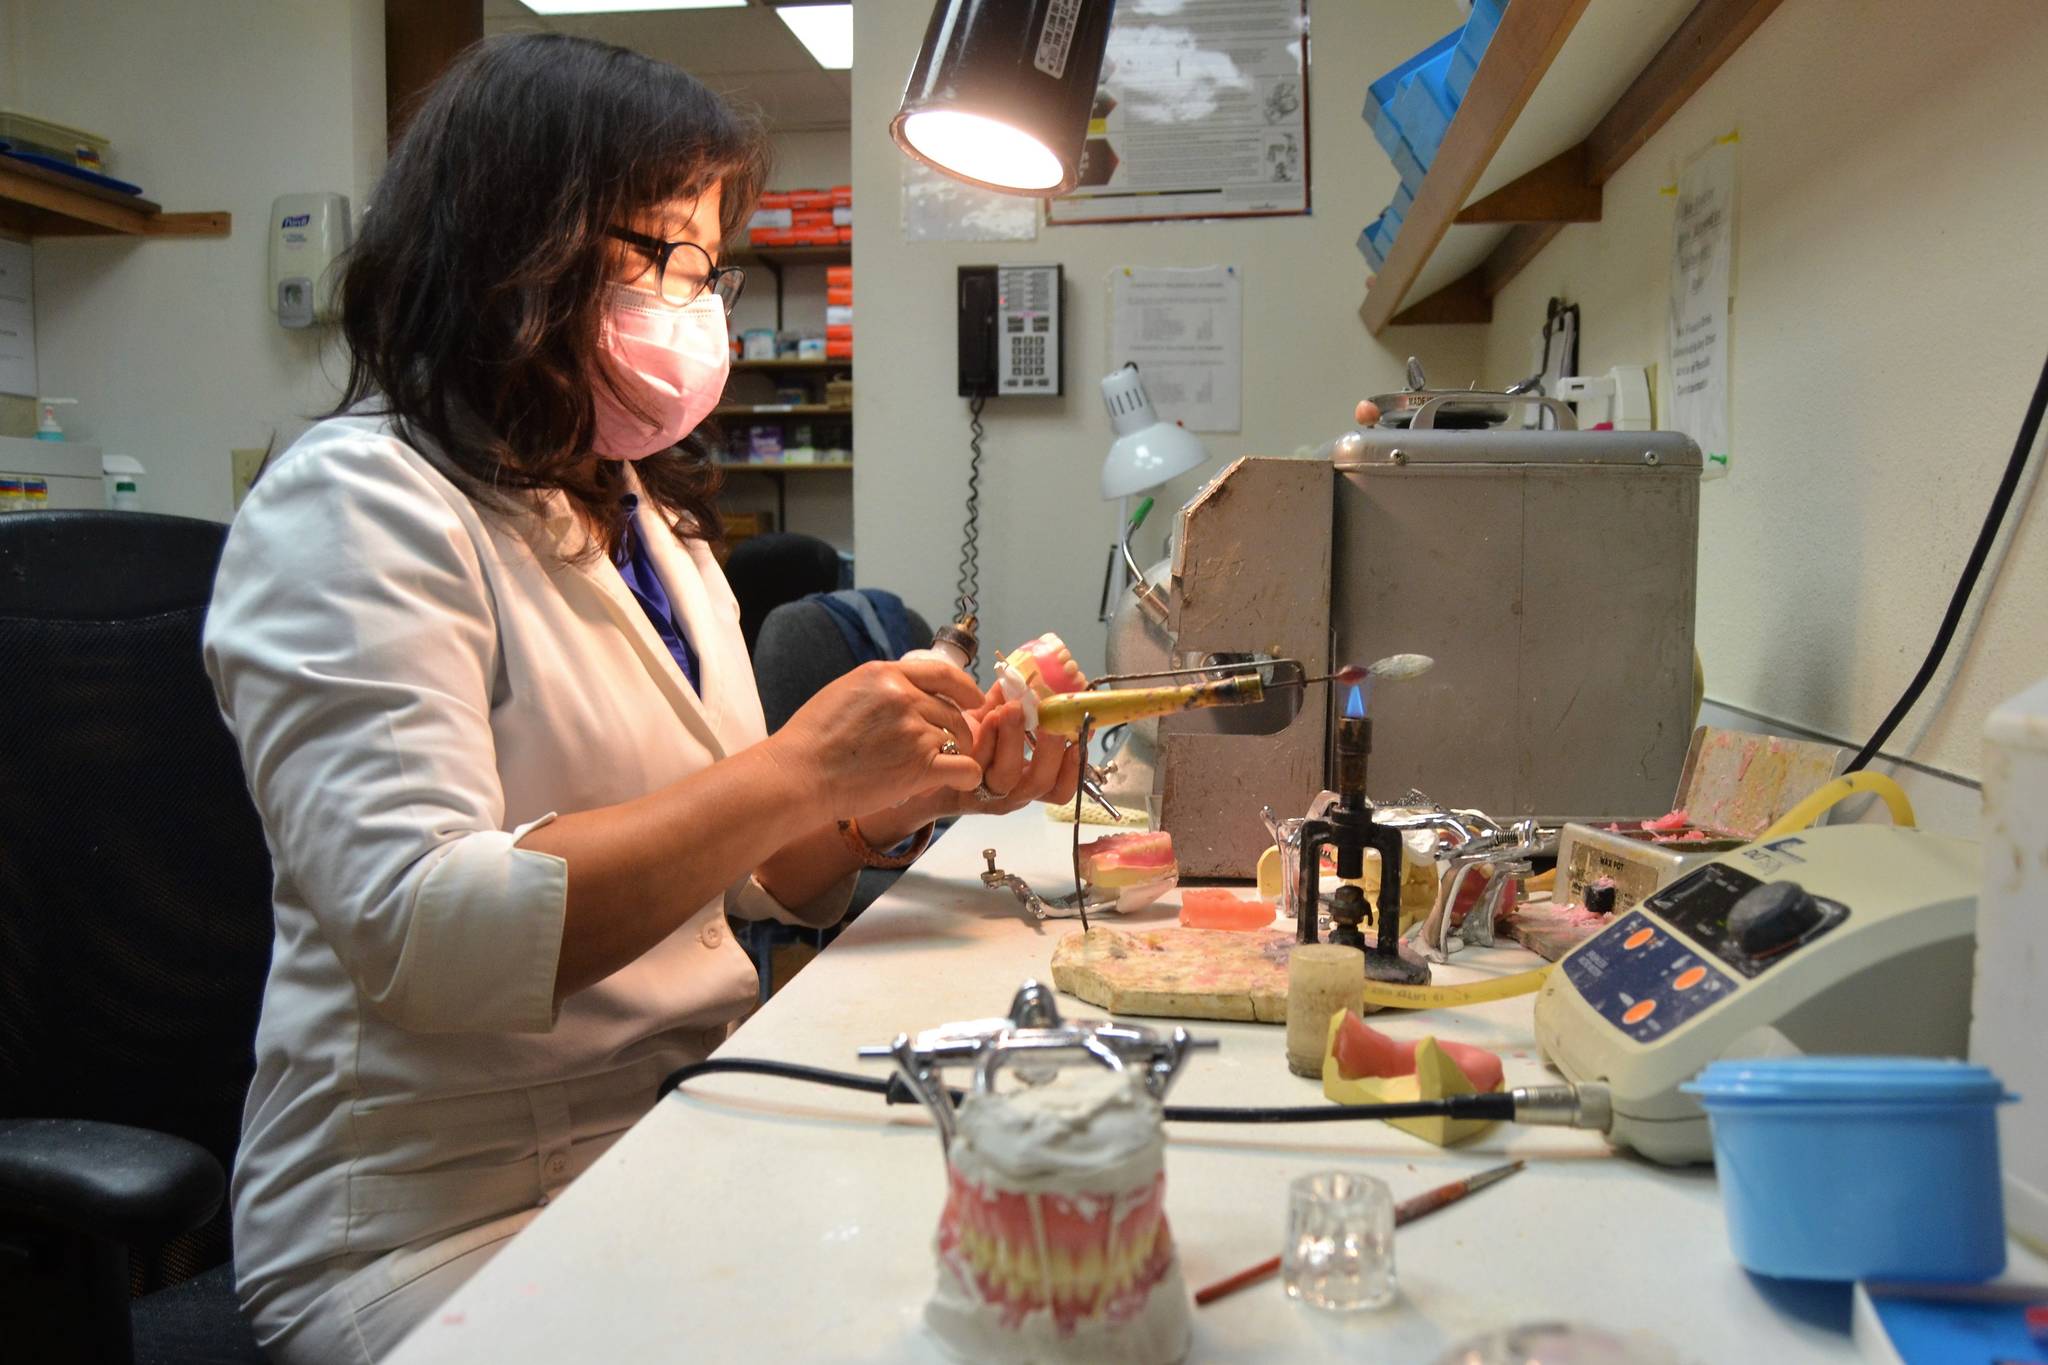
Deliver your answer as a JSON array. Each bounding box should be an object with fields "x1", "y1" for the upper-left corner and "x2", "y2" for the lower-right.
[
  {"x1": 978, "y1": 848, "x2": 1164, "y2": 923},
  {"x1": 858, "y1": 982, "x2": 1215, "y2": 1151},
  {"x1": 1418, "y1": 818, "x2": 1561, "y2": 962}
]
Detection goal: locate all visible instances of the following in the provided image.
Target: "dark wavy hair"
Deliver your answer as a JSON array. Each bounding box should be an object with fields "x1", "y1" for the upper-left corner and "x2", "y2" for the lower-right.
[{"x1": 334, "y1": 32, "x2": 768, "y2": 554}]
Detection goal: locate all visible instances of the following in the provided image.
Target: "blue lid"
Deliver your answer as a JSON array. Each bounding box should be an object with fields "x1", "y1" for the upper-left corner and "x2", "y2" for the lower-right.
[{"x1": 1682, "y1": 1057, "x2": 2014, "y2": 1106}]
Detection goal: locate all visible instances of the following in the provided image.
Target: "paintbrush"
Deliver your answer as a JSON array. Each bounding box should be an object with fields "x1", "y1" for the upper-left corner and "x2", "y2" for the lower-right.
[{"x1": 1192, "y1": 1159, "x2": 1525, "y2": 1307}]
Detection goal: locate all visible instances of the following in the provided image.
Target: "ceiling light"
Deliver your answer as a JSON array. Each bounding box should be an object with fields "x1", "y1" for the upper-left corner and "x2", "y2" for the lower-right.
[
  {"x1": 891, "y1": 0, "x2": 1116, "y2": 197},
  {"x1": 776, "y1": 4, "x2": 852, "y2": 70},
  {"x1": 522, "y1": 0, "x2": 745, "y2": 14}
]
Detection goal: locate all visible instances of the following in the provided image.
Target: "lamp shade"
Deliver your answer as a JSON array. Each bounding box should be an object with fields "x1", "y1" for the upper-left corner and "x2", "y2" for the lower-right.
[
  {"x1": 1100, "y1": 364, "x2": 1207, "y2": 499},
  {"x1": 891, "y1": 0, "x2": 1117, "y2": 197}
]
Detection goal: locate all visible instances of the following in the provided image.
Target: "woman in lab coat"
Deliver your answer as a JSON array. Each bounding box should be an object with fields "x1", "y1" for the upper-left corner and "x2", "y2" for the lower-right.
[{"x1": 204, "y1": 34, "x2": 1079, "y2": 1363}]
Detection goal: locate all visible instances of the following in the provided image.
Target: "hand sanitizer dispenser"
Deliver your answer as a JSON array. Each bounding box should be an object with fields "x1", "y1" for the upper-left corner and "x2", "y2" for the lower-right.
[{"x1": 269, "y1": 193, "x2": 351, "y2": 328}]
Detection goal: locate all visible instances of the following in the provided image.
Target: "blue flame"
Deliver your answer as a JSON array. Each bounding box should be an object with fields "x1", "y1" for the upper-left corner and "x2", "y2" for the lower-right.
[{"x1": 1344, "y1": 684, "x2": 1366, "y2": 720}]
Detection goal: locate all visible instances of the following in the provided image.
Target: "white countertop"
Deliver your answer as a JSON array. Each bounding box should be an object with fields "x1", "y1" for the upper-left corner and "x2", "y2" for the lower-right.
[{"x1": 389, "y1": 807, "x2": 2042, "y2": 1363}]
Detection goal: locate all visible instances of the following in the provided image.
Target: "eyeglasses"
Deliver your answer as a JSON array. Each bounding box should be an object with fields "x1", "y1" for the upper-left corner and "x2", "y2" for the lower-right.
[{"x1": 607, "y1": 226, "x2": 746, "y2": 314}]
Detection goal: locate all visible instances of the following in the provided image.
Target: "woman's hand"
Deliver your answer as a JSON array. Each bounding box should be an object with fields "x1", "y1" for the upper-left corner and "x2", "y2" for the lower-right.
[
  {"x1": 764, "y1": 659, "x2": 987, "y2": 820},
  {"x1": 859, "y1": 697, "x2": 1084, "y2": 841}
]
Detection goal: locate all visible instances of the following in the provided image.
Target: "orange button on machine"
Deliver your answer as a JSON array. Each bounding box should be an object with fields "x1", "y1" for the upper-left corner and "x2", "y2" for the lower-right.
[
  {"x1": 1623, "y1": 999, "x2": 1658, "y2": 1025},
  {"x1": 1625, "y1": 927, "x2": 1655, "y2": 950},
  {"x1": 1674, "y1": 966, "x2": 1708, "y2": 992}
]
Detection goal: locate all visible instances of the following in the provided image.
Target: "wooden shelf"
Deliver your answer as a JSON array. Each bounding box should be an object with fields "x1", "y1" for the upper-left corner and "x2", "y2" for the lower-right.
[
  {"x1": 729, "y1": 243, "x2": 850, "y2": 268},
  {"x1": 1359, "y1": 0, "x2": 1784, "y2": 332},
  {"x1": 0, "y1": 159, "x2": 229, "y2": 238},
  {"x1": 730, "y1": 359, "x2": 851, "y2": 373},
  {"x1": 716, "y1": 461, "x2": 852, "y2": 473},
  {"x1": 714, "y1": 403, "x2": 848, "y2": 418}
]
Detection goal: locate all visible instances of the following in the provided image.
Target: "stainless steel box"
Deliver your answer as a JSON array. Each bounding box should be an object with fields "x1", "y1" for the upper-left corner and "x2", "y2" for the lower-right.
[{"x1": 1158, "y1": 426, "x2": 1701, "y2": 877}]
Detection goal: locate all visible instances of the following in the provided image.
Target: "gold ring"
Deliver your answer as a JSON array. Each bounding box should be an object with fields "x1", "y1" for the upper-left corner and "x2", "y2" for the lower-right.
[{"x1": 939, "y1": 738, "x2": 961, "y2": 756}]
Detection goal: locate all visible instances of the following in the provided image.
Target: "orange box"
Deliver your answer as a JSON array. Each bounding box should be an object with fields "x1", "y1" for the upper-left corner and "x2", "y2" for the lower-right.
[
  {"x1": 827, "y1": 285, "x2": 853, "y2": 306},
  {"x1": 826, "y1": 324, "x2": 853, "y2": 343},
  {"x1": 826, "y1": 340, "x2": 853, "y2": 360},
  {"x1": 788, "y1": 187, "x2": 833, "y2": 210},
  {"x1": 831, "y1": 184, "x2": 852, "y2": 207},
  {"x1": 825, "y1": 265, "x2": 852, "y2": 285},
  {"x1": 794, "y1": 227, "x2": 841, "y2": 246},
  {"x1": 758, "y1": 190, "x2": 792, "y2": 209},
  {"x1": 791, "y1": 209, "x2": 834, "y2": 230},
  {"x1": 748, "y1": 228, "x2": 794, "y2": 246},
  {"x1": 837, "y1": 227, "x2": 852, "y2": 244}
]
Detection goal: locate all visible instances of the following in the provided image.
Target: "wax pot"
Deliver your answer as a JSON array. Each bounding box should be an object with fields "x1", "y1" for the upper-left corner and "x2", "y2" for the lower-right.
[{"x1": 1683, "y1": 1057, "x2": 2014, "y2": 1281}]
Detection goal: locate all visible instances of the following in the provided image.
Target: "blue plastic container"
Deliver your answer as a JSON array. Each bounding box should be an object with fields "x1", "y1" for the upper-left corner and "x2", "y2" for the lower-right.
[
  {"x1": 1356, "y1": 215, "x2": 1388, "y2": 271},
  {"x1": 1388, "y1": 182, "x2": 1415, "y2": 232},
  {"x1": 1390, "y1": 51, "x2": 1460, "y2": 170},
  {"x1": 1363, "y1": 30, "x2": 1459, "y2": 162},
  {"x1": 1683, "y1": 1058, "x2": 2016, "y2": 1283},
  {"x1": 1446, "y1": 0, "x2": 1508, "y2": 104}
]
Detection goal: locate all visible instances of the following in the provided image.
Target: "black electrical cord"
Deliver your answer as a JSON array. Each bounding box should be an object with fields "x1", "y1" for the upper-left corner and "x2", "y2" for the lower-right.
[
  {"x1": 656, "y1": 1057, "x2": 1519, "y2": 1125},
  {"x1": 954, "y1": 393, "x2": 988, "y2": 622},
  {"x1": 1847, "y1": 345, "x2": 2048, "y2": 772}
]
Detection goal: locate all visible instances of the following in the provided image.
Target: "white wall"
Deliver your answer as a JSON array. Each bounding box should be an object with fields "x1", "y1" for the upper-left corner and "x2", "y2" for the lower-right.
[
  {"x1": 1477, "y1": 0, "x2": 2048, "y2": 782},
  {"x1": 20, "y1": 0, "x2": 385, "y2": 521},
  {"x1": 724, "y1": 127, "x2": 853, "y2": 552},
  {"x1": 850, "y1": 1, "x2": 1486, "y2": 674},
  {"x1": 0, "y1": 1, "x2": 18, "y2": 108}
]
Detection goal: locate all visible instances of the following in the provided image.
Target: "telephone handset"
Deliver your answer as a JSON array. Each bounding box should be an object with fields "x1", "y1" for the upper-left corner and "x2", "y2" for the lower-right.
[{"x1": 957, "y1": 264, "x2": 1063, "y2": 399}]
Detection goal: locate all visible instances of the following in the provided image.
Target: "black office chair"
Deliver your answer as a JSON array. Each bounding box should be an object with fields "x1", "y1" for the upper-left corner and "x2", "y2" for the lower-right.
[
  {"x1": 737, "y1": 594, "x2": 936, "y2": 996},
  {"x1": 723, "y1": 532, "x2": 844, "y2": 652},
  {"x1": 0, "y1": 511, "x2": 272, "y2": 1363}
]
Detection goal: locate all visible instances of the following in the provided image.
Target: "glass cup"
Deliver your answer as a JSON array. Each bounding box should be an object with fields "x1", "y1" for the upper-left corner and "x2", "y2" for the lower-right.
[{"x1": 1282, "y1": 1170, "x2": 1397, "y2": 1312}]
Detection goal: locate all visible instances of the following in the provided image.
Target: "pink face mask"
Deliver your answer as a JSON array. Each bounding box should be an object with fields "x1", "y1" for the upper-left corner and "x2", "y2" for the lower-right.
[{"x1": 592, "y1": 285, "x2": 731, "y2": 460}]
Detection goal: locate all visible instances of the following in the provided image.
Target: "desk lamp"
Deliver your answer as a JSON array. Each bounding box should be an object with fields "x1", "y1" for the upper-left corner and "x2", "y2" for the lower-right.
[{"x1": 1099, "y1": 362, "x2": 1206, "y2": 611}]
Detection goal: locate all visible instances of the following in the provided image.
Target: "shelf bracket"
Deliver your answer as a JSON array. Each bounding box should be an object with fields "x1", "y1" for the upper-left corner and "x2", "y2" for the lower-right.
[{"x1": 1453, "y1": 144, "x2": 1601, "y2": 225}]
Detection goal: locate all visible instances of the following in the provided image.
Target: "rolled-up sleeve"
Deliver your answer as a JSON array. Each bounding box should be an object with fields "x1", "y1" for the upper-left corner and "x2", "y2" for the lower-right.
[
  {"x1": 725, "y1": 870, "x2": 857, "y2": 930},
  {"x1": 204, "y1": 436, "x2": 567, "y2": 1034}
]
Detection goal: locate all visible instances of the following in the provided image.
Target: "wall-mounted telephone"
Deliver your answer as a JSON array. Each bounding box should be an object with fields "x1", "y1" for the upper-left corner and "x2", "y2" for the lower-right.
[{"x1": 958, "y1": 264, "x2": 1063, "y2": 398}]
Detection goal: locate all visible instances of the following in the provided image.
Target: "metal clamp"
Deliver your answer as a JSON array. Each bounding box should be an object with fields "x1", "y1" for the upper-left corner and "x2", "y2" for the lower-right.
[
  {"x1": 1419, "y1": 818, "x2": 1559, "y2": 961},
  {"x1": 980, "y1": 849, "x2": 1124, "y2": 922},
  {"x1": 858, "y1": 983, "x2": 1215, "y2": 1151}
]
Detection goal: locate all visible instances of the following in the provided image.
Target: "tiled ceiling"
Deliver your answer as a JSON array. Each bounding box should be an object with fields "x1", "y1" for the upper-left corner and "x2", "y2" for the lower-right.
[{"x1": 482, "y1": 0, "x2": 853, "y2": 131}]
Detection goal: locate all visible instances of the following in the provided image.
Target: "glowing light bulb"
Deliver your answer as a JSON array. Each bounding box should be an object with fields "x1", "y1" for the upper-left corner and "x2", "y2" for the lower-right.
[{"x1": 900, "y1": 109, "x2": 1065, "y2": 192}]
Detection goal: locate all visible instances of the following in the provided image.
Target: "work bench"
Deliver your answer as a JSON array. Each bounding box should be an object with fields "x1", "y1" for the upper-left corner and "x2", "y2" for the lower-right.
[{"x1": 388, "y1": 807, "x2": 2042, "y2": 1362}]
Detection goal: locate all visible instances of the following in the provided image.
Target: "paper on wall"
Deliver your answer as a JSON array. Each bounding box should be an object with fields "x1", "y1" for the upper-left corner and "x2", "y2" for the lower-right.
[
  {"x1": 1109, "y1": 265, "x2": 1242, "y2": 433},
  {"x1": 1048, "y1": 0, "x2": 1308, "y2": 225},
  {"x1": 1669, "y1": 139, "x2": 1736, "y2": 478},
  {"x1": 900, "y1": 160, "x2": 1038, "y2": 243},
  {"x1": 0, "y1": 239, "x2": 35, "y2": 398}
]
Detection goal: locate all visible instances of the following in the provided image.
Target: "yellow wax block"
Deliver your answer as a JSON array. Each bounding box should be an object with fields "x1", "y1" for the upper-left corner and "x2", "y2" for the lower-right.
[{"x1": 1318, "y1": 1013, "x2": 1499, "y2": 1147}]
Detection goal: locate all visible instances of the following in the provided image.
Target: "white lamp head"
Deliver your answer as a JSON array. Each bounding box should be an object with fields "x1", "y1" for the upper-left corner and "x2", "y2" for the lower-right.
[{"x1": 1100, "y1": 364, "x2": 1208, "y2": 500}]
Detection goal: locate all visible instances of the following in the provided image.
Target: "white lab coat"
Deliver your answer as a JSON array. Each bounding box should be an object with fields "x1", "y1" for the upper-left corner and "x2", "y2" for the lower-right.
[{"x1": 203, "y1": 416, "x2": 852, "y2": 1361}]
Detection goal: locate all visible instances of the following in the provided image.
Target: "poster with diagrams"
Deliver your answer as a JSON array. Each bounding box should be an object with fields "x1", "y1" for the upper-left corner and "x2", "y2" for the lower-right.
[{"x1": 1048, "y1": 0, "x2": 1309, "y2": 225}]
